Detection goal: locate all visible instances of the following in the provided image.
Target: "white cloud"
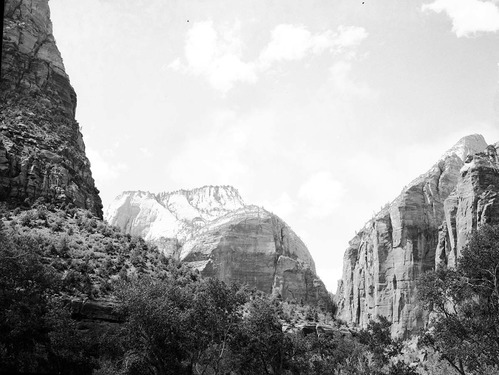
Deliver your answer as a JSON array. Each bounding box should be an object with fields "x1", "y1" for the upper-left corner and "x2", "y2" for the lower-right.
[
  {"x1": 167, "y1": 58, "x2": 181, "y2": 70},
  {"x1": 87, "y1": 148, "x2": 128, "y2": 182},
  {"x1": 139, "y1": 147, "x2": 153, "y2": 158},
  {"x1": 422, "y1": 0, "x2": 499, "y2": 37},
  {"x1": 166, "y1": 107, "x2": 291, "y2": 194},
  {"x1": 259, "y1": 24, "x2": 368, "y2": 66},
  {"x1": 333, "y1": 26, "x2": 369, "y2": 49},
  {"x1": 170, "y1": 20, "x2": 257, "y2": 93},
  {"x1": 262, "y1": 192, "x2": 297, "y2": 217},
  {"x1": 329, "y1": 61, "x2": 374, "y2": 98},
  {"x1": 169, "y1": 21, "x2": 368, "y2": 93},
  {"x1": 166, "y1": 110, "x2": 254, "y2": 188},
  {"x1": 298, "y1": 171, "x2": 343, "y2": 219},
  {"x1": 259, "y1": 24, "x2": 315, "y2": 64}
]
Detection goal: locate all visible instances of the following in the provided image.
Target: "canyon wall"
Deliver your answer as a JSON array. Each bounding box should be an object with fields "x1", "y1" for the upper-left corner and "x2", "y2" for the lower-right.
[
  {"x1": 106, "y1": 186, "x2": 329, "y2": 305},
  {"x1": 336, "y1": 135, "x2": 499, "y2": 337},
  {"x1": 436, "y1": 144, "x2": 499, "y2": 268},
  {"x1": 1, "y1": 0, "x2": 102, "y2": 216}
]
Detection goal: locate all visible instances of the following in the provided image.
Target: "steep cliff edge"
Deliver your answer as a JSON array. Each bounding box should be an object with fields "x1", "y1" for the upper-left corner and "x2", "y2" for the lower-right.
[
  {"x1": 436, "y1": 144, "x2": 499, "y2": 268},
  {"x1": 336, "y1": 134, "x2": 495, "y2": 337},
  {"x1": 1, "y1": 0, "x2": 102, "y2": 217},
  {"x1": 106, "y1": 186, "x2": 329, "y2": 305}
]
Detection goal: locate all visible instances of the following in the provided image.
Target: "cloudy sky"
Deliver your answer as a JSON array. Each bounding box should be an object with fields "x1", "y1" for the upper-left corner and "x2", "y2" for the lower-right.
[{"x1": 50, "y1": 0, "x2": 499, "y2": 291}]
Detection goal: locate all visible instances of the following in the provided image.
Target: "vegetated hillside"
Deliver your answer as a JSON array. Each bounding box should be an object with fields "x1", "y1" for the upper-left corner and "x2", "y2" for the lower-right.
[
  {"x1": 0, "y1": 203, "x2": 454, "y2": 375},
  {"x1": 5, "y1": 200, "x2": 496, "y2": 374},
  {"x1": 0, "y1": 203, "x2": 169, "y2": 299}
]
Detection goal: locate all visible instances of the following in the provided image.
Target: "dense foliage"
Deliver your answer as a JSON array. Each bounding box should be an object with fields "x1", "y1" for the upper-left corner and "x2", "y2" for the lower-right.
[
  {"x1": 418, "y1": 224, "x2": 499, "y2": 375},
  {"x1": 0, "y1": 205, "x2": 450, "y2": 374},
  {"x1": 97, "y1": 271, "x2": 416, "y2": 375},
  {"x1": 0, "y1": 219, "x2": 96, "y2": 373}
]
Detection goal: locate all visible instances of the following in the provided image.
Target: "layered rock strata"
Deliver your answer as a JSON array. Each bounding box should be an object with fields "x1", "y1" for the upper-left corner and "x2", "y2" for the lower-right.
[
  {"x1": 336, "y1": 135, "x2": 494, "y2": 337},
  {"x1": 106, "y1": 186, "x2": 328, "y2": 305},
  {"x1": 1, "y1": 0, "x2": 102, "y2": 216}
]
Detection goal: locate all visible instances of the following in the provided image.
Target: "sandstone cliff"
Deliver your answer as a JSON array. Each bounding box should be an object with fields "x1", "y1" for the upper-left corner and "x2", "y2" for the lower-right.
[
  {"x1": 436, "y1": 143, "x2": 499, "y2": 268},
  {"x1": 335, "y1": 134, "x2": 497, "y2": 337},
  {"x1": 1, "y1": 0, "x2": 102, "y2": 217},
  {"x1": 106, "y1": 186, "x2": 328, "y2": 305}
]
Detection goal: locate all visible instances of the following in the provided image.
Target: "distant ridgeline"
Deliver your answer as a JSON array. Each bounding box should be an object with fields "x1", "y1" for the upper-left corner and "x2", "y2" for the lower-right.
[
  {"x1": 105, "y1": 185, "x2": 330, "y2": 306},
  {"x1": 1, "y1": 0, "x2": 102, "y2": 216},
  {"x1": 335, "y1": 135, "x2": 499, "y2": 337}
]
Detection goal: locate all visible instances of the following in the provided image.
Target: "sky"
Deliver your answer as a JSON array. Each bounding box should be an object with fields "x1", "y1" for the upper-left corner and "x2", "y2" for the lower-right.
[{"x1": 49, "y1": 0, "x2": 499, "y2": 292}]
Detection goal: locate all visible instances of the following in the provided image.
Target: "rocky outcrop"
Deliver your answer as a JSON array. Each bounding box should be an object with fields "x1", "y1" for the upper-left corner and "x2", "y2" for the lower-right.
[
  {"x1": 71, "y1": 299, "x2": 123, "y2": 330},
  {"x1": 105, "y1": 186, "x2": 246, "y2": 250},
  {"x1": 336, "y1": 135, "x2": 491, "y2": 337},
  {"x1": 436, "y1": 144, "x2": 499, "y2": 268},
  {"x1": 1, "y1": 0, "x2": 102, "y2": 216},
  {"x1": 106, "y1": 186, "x2": 328, "y2": 305}
]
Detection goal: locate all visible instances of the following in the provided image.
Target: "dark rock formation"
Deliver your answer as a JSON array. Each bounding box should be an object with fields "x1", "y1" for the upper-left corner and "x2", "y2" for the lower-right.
[
  {"x1": 106, "y1": 186, "x2": 329, "y2": 305},
  {"x1": 1, "y1": 0, "x2": 102, "y2": 217},
  {"x1": 335, "y1": 135, "x2": 495, "y2": 337},
  {"x1": 71, "y1": 298, "x2": 123, "y2": 331}
]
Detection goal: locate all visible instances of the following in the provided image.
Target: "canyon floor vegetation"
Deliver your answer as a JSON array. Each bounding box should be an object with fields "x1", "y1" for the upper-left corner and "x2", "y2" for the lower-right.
[{"x1": 1, "y1": 205, "x2": 498, "y2": 374}]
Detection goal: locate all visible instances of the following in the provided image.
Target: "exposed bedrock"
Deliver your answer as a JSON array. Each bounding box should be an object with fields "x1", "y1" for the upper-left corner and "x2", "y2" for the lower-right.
[
  {"x1": 1, "y1": 0, "x2": 102, "y2": 216},
  {"x1": 106, "y1": 186, "x2": 329, "y2": 305},
  {"x1": 436, "y1": 144, "x2": 499, "y2": 268},
  {"x1": 336, "y1": 134, "x2": 496, "y2": 337}
]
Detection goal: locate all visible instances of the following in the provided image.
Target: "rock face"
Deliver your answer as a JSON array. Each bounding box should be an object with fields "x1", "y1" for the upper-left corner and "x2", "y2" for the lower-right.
[
  {"x1": 436, "y1": 144, "x2": 499, "y2": 268},
  {"x1": 336, "y1": 135, "x2": 495, "y2": 337},
  {"x1": 106, "y1": 186, "x2": 328, "y2": 304},
  {"x1": 106, "y1": 186, "x2": 246, "y2": 247},
  {"x1": 1, "y1": 0, "x2": 102, "y2": 217}
]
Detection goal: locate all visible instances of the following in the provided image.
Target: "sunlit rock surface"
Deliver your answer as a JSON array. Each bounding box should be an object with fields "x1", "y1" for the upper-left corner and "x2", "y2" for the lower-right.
[
  {"x1": 106, "y1": 186, "x2": 328, "y2": 304},
  {"x1": 436, "y1": 143, "x2": 499, "y2": 268},
  {"x1": 1, "y1": 0, "x2": 102, "y2": 216},
  {"x1": 336, "y1": 135, "x2": 492, "y2": 337}
]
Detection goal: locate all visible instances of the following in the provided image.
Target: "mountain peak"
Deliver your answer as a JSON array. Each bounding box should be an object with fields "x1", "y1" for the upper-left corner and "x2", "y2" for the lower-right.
[
  {"x1": 157, "y1": 185, "x2": 244, "y2": 207},
  {"x1": 442, "y1": 134, "x2": 488, "y2": 162},
  {"x1": 105, "y1": 186, "x2": 246, "y2": 241}
]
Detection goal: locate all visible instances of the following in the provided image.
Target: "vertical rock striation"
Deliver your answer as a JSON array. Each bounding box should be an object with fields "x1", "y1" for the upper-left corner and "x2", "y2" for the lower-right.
[
  {"x1": 436, "y1": 144, "x2": 499, "y2": 268},
  {"x1": 106, "y1": 186, "x2": 329, "y2": 305},
  {"x1": 1, "y1": 0, "x2": 102, "y2": 216},
  {"x1": 336, "y1": 135, "x2": 491, "y2": 337}
]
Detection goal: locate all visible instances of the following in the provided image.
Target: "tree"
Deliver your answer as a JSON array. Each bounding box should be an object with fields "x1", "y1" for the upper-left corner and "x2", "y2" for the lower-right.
[
  {"x1": 100, "y1": 263, "x2": 249, "y2": 375},
  {"x1": 0, "y1": 226, "x2": 96, "y2": 374},
  {"x1": 228, "y1": 297, "x2": 292, "y2": 375},
  {"x1": 417, "y1": 224, "x2": 499, "y2": 375}
]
